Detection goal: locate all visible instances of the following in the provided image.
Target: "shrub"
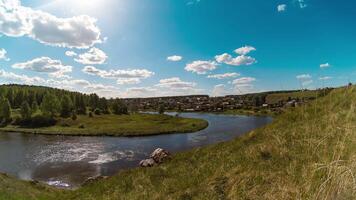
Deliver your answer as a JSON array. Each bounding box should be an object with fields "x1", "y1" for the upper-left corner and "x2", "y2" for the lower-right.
[
  {"x1": 16, "y1": 114, "x2": 57, "y2": 128},
  {"x1": 94, "y1": 108, "x2": 102, "y2": 115}
]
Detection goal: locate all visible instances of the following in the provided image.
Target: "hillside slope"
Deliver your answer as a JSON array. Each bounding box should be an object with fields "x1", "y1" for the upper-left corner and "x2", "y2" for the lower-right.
[{"x1": 1, "y1": 86, "x2": 355, "y2": 200}]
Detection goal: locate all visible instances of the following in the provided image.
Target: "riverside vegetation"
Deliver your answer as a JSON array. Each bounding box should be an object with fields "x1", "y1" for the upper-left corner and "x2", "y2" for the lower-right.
[
  {"x1": 0, "y1": 85, "x2": 207, "y2": 136},
  {"x1": 0, "y1": 85, "x2": 355, "y2": 199}
]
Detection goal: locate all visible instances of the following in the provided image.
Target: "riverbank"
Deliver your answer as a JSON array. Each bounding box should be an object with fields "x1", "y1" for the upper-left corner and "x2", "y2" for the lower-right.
[
  {"x1": 0, "y1": 113, "x2": 208, "y2": 137},
  {"x1": 0, "y1": 86, "x2": 355, "y2": 199}
]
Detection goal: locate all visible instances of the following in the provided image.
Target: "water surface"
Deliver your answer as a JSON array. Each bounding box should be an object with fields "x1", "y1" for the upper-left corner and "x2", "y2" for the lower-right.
[{"x1": 0, "y1": 113, "x2": 272, "y2": 188}]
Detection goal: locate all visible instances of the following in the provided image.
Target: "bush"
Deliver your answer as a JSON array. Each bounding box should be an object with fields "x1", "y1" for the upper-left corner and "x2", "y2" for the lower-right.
[
  {"x1": 94, "y1": 108, "x2": 102, "y2": 115},
  {"x1": 15, "y1": 114, "x2": 57, "y2": 128}
]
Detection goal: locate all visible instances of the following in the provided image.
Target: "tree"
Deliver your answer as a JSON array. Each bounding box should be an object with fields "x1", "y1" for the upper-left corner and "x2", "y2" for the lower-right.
[
  {"x1": 0, "y1": 98, "x2": 11, "y2": 122},
  {"x1": 41, "y1": 93, "x2": 60, "y2": 117},
  {"x1": 20, "y1": 101, "x2": 32, "y2": 120},
  {"x1": 76, "y1": 96, "x2": 87, "y2": 115},
  {"x1": 112, "y1": 99, "x2": 128, "y2": 115},
  {"x1": 158, "y1": 104, "x2": 165, "y2": 114},
  {"x1": 60, "y1": 95, "x2": 73, "y2": 118},
  {"x1": 31, "y1": 101, "x2": 39, "y2": 113}
]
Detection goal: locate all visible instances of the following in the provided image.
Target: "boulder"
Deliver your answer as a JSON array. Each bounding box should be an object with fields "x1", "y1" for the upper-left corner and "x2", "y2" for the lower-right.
[
  {"x1": 150, "y1": 148, "x2": 170, "y2": 164},
  {"x1": 139, "y1": 158, "x2": 156, "y2": 167}
]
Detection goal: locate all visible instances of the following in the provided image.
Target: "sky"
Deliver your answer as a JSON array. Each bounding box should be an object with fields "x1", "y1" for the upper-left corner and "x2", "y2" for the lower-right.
[{"x1": 0, "y1": 0, "x2": 355, "y2": 98}]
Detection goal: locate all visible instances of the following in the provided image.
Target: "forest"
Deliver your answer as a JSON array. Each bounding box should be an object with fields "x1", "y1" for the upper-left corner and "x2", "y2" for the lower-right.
[{"x1": 0, "y1": 84, "x2": 129, "y2": 127}]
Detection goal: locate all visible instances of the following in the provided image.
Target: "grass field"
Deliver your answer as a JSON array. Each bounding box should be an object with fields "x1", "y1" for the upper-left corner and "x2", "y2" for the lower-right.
[
  {"x1": 0, "y1": 113, "x2": 208, "y2": 136},
  {"x1": 0, "y1": 86, "x2": 355, "y2": 200}
]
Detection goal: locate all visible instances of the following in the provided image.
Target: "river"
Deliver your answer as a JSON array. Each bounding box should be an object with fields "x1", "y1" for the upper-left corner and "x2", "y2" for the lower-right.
[{"x1": 0, "y1": 112, "x2": 272, "y2": 188}]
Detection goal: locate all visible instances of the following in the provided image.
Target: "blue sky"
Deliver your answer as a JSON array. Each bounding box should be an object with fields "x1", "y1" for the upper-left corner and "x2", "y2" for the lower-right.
[{"x1": 0, "y1": 0, "x2": 355, "y2": 97}]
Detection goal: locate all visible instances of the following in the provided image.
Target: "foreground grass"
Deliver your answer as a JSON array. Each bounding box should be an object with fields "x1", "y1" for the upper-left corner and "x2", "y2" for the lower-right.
[
  {"x1": 0, "y1": 113, "x2": 208, "y2": 136},
  {"x1": 1, "y1": 86, "x2": 355, "y2": 200}
]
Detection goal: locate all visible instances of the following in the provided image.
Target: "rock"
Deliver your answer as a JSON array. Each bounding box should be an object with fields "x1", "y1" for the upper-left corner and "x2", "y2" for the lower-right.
[
  {"x1": 139, "y1": 158, "x2": 156, "y2": 167},
  {"x1": 150, "y1": 148, "x2": 170, "y2": 164}
]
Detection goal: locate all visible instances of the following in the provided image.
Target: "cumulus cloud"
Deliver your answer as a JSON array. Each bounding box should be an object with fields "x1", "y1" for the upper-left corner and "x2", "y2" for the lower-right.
[
  {"x1": 82, "y1": 66, "x2": 154, "y2": 85},
  {"x1": 230, "y1": 77, "x2": 256, "y2": 94},
  {"x1": 207, "y1": 72, "x2": 240, "y2": 79},
  {"x1": 167, "y1": 55, "x2": 182, "y2": 62},
  {"x1": 0, "y1": 48, "x2": 9, "y2": 61},
  {"x1": 65, "y1": 51, "x2": 77, "y2": 57},
  {"x1": 320, "y1": 63, "x2": 331, "y2": 68},
  {"x1": 185, "y1": 60, "x2": 217, "y2": 74},
  {"x1": 215, "y1": 46, "x2": 257, "y2": 66},
  {"x1": 277, "y1": 4, "x2": 287, "y2": 12},
  {"x1": 12, "y1": 57, "x2": 72, "y2": 77},
  {"x1": 156, "y1": 77, "x2": 196, "y2": 89},
  {"x1": 211, "y1": 84, "x2": 231, "y2": 97},
  {"x1": 234, "y1": 46, "x2": 256, "y2": 55},
  {"x1": 0, "y1": 69, "x2": 45, "y2": 84},
  {"x1": 0, "y1": 0, "x2": 102, "y2": 48},
  {"x1": 74, "y1": 47, "x2": 107, "y2": 65}
]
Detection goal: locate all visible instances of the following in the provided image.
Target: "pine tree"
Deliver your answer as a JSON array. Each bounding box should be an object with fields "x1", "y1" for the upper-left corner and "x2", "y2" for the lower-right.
[
  {"x1": 0, "y1": 98, "x2": 11, "y2": 122},
  {"x1": 41, "y1": 93, "x2": 60, "y2": 117},
  {"x1": 60, "y1": 95, "x2": 73, "y2": 118},
  {"x1": 20, "y1": 101, "x2": 32, "y2": 120}
]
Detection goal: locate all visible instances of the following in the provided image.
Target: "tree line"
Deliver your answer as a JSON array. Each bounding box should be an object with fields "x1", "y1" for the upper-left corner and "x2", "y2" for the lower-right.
[{"x1": 0, "y1": 84, "x2": 128, "y2": 127}]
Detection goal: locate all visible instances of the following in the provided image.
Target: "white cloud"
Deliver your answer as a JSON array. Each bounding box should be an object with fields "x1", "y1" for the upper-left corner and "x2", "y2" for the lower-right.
[
  {"x1": 215, "y1": 46, "x2": 257, "y2": 66},
  {"x1": 0, "y1": 48, "x2": 9, "y2": 61},
  {"x1": 319, "y1": 76, "x2": 332, "y2": 81},
  {"x1": 234, "y1": 46, "x2": 256, "y2": 55},
  {"x1": 215, "y1": 53, "x2": 232, "y2": 63},
  {"x1": 82, "y1": 66, "x2": 154, "y2": 85},
  {"x1": 0, "y1": 69, "x2": 45, "y2": 84},
  {"x1": 116, "y1": 78, "x2": 141, "y2": 85},
  {"x1": 156, "y1": 77, "x2": 196, "y2": 89},
  {"x1": 0, "y1": 0, "x2": 102, "y2": 48},
  {"x1": 277, "y1": 4, "x2": 287, "y2": 12},
  {"x1": 74, "y1": 47, "x2": 107, "y2": 65},
  {"x1": 65, "y1": 51, "x2": 77, "y2": 57},
  {"x1": 232, "y1": 77, "x2": 256, "y2": 85},
  {"x1": 320, "y1": 63, "x2": 331, "y2": 68},
  {"x1": 167, "y1": 55, "x2": 182, "y2": 62},
  {"x1": 296, "y1": 74, "x2": 313, "y2": 87},
  {"x1": 211, "y1": 84, "x2": 230, "y2": 97},
  {"x1": 185, "y1": 60, "x2": 217, "y2": 74},
  {"x1": 12, "y1": 57, "x2": 72, "y2": 77},
  {"x1": 207, "y1": 72, "x2": 240, "y2": 79}
]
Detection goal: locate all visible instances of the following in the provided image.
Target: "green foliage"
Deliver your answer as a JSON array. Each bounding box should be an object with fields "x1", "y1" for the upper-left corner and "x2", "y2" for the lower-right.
[
  {"x1": 20, "y1": 101, "x2": 32, "y2": 120},
  {"x1": 0, "y1": 98, "x2": 11, "y2": 122},
  {"x1": 158, "y1": 103, "x2": 165, "y2": 114},
  {"x1": 41, "y1": 93, "x2": 60, "y2": 117},
  {"x1": 60, "y1": 95, "x2": 73, "y2": 118},
  {"x1": 94, "y1": 108, "x2": 102, "y2": 115},
  {"x1": 112, "y1": 99, "x2": 128, "y2": 115},
  {"x1": 31, "y1": 101, "x2": 38, "y2": 113}
]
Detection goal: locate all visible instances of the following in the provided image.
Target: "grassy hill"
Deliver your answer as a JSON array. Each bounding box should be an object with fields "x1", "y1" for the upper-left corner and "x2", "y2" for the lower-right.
[{"x1": 0, "y1": 86, "x2": 355, "y2": 200}]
